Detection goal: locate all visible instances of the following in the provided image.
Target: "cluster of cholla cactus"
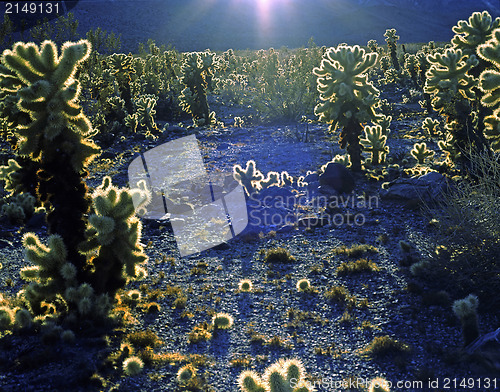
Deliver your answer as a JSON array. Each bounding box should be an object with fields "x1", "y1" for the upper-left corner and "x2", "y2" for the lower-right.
[
  {"x1": 238, "y1": 358, "x2": 314, "y2": 392},
  {"x1": 425, "y1": 11, "x2": 500, "y2": 172},
  {"x1": 314, "y1": 44, "x2": 382, "y2": 171},
  {"x1": 179, "y1": 50, "x2": 218, "y2": 126},
  {"x1": 0, "y1": 39, "x2": 149, "y2": 326},
  {"x1": 233, "y1": 160, "x2": 296, "y2": 196}
]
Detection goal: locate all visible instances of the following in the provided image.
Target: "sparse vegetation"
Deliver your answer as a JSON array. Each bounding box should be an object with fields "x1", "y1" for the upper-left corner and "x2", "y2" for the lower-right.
[{"x1": 0, "y1": 6, "x2": 498, "y2": 392}]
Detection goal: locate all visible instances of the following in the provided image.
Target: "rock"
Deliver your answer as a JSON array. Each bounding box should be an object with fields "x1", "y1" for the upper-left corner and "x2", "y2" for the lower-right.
[
  {"x1": 319, "y1": 163, "x2": 355, "y2": 194},
  {"x1": 303, "y1": 172, "x2": 319, "y2": 184},
  {"x1": 297, "y1": 214, "x2": 331, "y2": 228},
  {"x1": 380, "y1": 171, "x2": 453, "y2": 204}
]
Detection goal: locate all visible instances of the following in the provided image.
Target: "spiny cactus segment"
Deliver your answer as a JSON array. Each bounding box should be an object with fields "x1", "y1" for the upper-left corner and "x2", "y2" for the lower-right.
[{"x1": 360, "y1": 124, "x2": 389, "y2": 165}]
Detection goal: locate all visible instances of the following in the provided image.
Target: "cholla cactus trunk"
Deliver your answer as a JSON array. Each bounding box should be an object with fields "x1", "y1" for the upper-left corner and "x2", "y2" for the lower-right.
[
  {"x1": 36, "y1": 152, "x2": 91, "y2": 281},
  {"x1": 340, "y1": 120, "x2": 363, "y2": 171}
]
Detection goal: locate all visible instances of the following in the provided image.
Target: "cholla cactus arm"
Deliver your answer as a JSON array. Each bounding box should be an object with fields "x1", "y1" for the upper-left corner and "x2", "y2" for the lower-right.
[
  {"x1": 81, "y1": 176, "x2": 149, "y2": 295},
  {"x1": 360, "y1": 124, "x2": 389, "y2": 165},
  {"x1": 452, "y1": 11, "x2": 500, "y2": 60},
  {"x1": 260, "y1": 171, "x2": 281, "y2": 189},
  {"x1": 425, "y1": 48, "x2": 479, "y2": 110},
  {"x1": 19, "y1": 233, "x2": 75, "y2": 314},
  {"x1": 404, "y1": 54, "x2": 419, "y2": 85},
  {"x1": 233, "y1": 160, "x2": 264, "y2": 195},
  {"x1": 422, "y1": 117, "x2": 439, "y2": 137},
  {"x1": 124, "y1": 113, "x2": 138, "y2": 133},
  {"x1": 376, "y1": 114, "x2": 392, "y2": 135},
  {"x1": 384, "y1": 28, "x2": 400, "y2": 70},
  {"x1": 410, "y1": 142, "x2": 435, "y2": 164},
  {"x1": 237, "y1": 371, "x2": 267, "y2": 392},
  {"x1": 313, "y1": 45, "x2": 381, "y2": 171},
  {"x1": 478, "y1": 27, "x2": 500, "y2": 151}
]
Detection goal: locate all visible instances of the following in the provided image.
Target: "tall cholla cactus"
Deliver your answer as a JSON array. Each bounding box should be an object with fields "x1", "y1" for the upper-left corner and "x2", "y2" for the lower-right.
[
  {"x1": 135, "y1": 94, "x2": 160, "y2": 139},
  {"x1": 179, "y1": 51, "x2": 218, "y2": 126},
  {"x1": 238, "y1": 358, "x2": 314, "y2": 392},
  {"x1": 0, "y1": 39, "x2": 99, "y2": 278},
  {"x1": 384, "y1": 28, "x2": 400, "y2": 70},
  {"x1": 314, "y1": 45, "x2": 381, "y2": 171},
  {"x1": 108, "y1": 53, "x2": 136, "y2": 112},
  {"x1": 424, "y1": 48, "x2": 492, "y2": 167},
  {"x1": 79, "y1": 176, "x2": 150, "y2": 295},
  {"x1": 477, "y1": 27, "x2": 500, "y2": 150}
]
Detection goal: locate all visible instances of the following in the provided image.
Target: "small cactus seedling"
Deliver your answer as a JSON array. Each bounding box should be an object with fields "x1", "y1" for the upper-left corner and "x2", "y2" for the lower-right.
[
  {"x1": 239, "y1": 279, "x2": 253, "y2": 292},
  {"x1": 296, "y1": 278, "x2": 311, "y2": 293},
  {"x1": 410, "y1": 142, "x2": 435, "y2": 164},
  {"x1": 177, "y1": 364, "x2": 197, "y2": 384},
  {"x1": 122, "y1": 356, "x2": 144, "y2": 376},
  {"x1": 360, "y1": 124, "x2": 389, "y2": 165},
  {"x1": 233, "y1": 160, "x2": 264, "y2": 196},
  {"x1": 384, "y1": 28, "x2": 400, "y2": 70},
  {"x1": 212, "y1": 312, "x2": 234, "y2": 329},
  {"x1": 238, "y1": 358, "x2": 313, "y2": 392},
  {"x1": 314, "y1": 45, "x2": 381, "y2": 171},
  {"x1": 452, "y1": 294, "x2": 480, "y2": 347}
]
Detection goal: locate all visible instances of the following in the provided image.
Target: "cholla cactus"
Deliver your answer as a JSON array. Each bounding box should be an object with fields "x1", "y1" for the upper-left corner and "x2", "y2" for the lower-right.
[
  {"x1": 135, "y1": 94, "x2": 160, "y2": 139},
  {"x1": 360, "y1": 124, "x2": 389, "y2": 165},
  {"x1": 238, "y1": 358, "x2": 314, "y2": 392},
  {"x1": 477, "y1": 27, "x2": 500, "y2": 151},
  {"x1": 108, "y1": 53, "x2": 135, "y2": 112},
  {"x1": 404, "y1": 54, "x2": 419, "y2": 85},
  {"x1": 376, "y1": 114, "x2": 391, "y2": 136},
  {"x1": 233, "y1": 160, "x2": 264, "y2": 195},
  {"x1": 452, "y1": 11, "x2": 500, "y2": 61},
  {"x1": 0, "y1": 159, "x2": 23, "y2": 194},
  {"x1": 1, "y1": 192, "x2": 36, "y2": 222},
  {"x1": 424, "y1": 48, "x2": 492, "y2": 168},
  {"x1": 384, "y1": 28, "x2": 400, "y2": 70},
  {"x1": 19, "y1": 233, "x2": 72, "y2": 314},
  {"x1": 314, "y1": 45, "x2": 381, "y2": 171},
  {"x1": 124, "y1": 113, "x2": 138, "y2": 133},
  {"x1": 452, "y1": 294, "x2": 480, "y2": 346},
  {"x1": 212, "y1": 312, "x2": 234, "y2": 329},
  {"x1": 79, "y1": 176, "x2": 149, "y2": 295},
  {"x1": 411, "y1": 142, "x2": 435, "y2": 164},
  {"x1": 367, "y1": 39, "x2": 378, "y2": 53},
  {"x1": 422, "y1": 117, "x2": 439, "y2": 137},
  {"x1": 179, "y1": 51, "x2": 218, "y2": 126}
]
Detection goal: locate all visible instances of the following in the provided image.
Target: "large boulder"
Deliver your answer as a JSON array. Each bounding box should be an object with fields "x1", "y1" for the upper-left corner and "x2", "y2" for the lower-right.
[
  {"x1": 380, "y1": 171, "x2": 453, "y2": 204},
  {"x1": 319, "y1": 162, "x2": 355, "y2": 194}
]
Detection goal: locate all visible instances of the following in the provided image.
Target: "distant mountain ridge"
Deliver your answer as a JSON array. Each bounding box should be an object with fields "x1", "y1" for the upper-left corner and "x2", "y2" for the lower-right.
[{"x1": 66, "y1": 0, "x2": 500, "y2": 52}]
